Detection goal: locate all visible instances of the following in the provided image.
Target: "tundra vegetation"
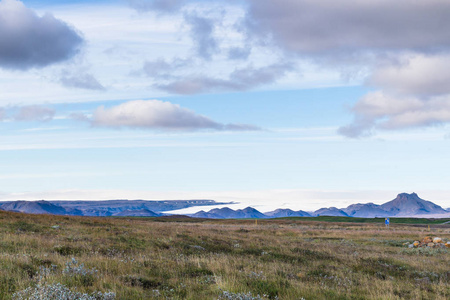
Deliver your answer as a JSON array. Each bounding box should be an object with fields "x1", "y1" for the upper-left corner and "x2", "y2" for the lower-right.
[{"x1": 0, "y1": 210, "x2": 448, "y2": 299}]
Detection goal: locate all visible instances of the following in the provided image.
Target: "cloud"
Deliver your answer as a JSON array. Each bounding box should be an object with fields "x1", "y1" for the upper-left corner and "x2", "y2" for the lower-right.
[
  {"x1": 157, "y1": 62, "x2": 293, "y2": 94},
  {"x1": 228, "y1": 46, "x2": 251, "y2": 60},
  {"x1": 184, "y1": 12, "x2": 219, "y2": 60},
  {"x1": 0, "y1": 0, "x2": 83, "y2": 70},
  {"x1": 127, "y1": 0, "x2": 185, "y2": 13},
  {"x1": 59, "y1": 69, "x2": 105, "y2": 91},
  {"x1": 368, "y1": 54, "x2": 450, "y2": 97},
  {"x1": 141, "y1": 57, "x2": 191, "y2": 79},
  {"x1": 14, "y1": 105, "x2": 55, "y2": 122},
  {"x1": 338, "y1": 92, "x2": 450, "y2": 138},
  {"x1": 242, "y1": 1, "x2": 450, "y2": 137},
  {"x1": 245, "y1": 0, "x2": 450, "y2": 58},
  {"x1": 89, "y1": 100, "x2": 260, "y2": 131}
]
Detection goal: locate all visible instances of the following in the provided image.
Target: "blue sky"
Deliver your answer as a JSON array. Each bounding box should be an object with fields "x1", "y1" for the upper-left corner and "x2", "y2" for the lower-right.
[{"x1": 1, "y1": 0, "x2": 450, "y2": 211}]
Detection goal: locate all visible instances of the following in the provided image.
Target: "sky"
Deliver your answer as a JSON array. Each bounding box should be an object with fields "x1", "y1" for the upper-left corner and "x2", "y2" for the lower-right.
[{"x1": 1, "y1": 0, "x2": 450, "y2": 211}]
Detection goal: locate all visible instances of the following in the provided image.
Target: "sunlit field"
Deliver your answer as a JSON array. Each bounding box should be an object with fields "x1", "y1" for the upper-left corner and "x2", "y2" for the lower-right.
[{"x1": 0, "y1": 210, "x2": 448, "y2": 299}]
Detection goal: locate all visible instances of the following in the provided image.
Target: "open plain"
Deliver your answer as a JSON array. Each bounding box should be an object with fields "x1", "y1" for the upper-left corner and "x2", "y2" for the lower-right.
[{"x1": 0, "y1": 210, "x2": 449, "y2": 299}]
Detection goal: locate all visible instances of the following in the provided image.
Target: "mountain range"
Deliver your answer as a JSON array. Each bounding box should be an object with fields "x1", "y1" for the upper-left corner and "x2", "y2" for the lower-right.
[
  {"x1": 0, "y1": 199, "x2": 226, "y2": 217},
  {"x1": 189, "y1": 193, "x2": 449, "y2": 219},
  {"x1": 0, "y1": 193, "x2": 448, "y2": 219}
]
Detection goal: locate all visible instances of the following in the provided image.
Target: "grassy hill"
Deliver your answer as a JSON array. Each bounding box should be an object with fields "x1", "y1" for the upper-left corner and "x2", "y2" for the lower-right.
[{"x1": 0, "y1": 210, "x2": 448, "y2": 299}]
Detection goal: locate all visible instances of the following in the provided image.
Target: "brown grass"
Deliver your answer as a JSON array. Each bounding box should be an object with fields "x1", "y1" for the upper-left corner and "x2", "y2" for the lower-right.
[{"x1": 0, "y1": 210, "x2": 449, "y2": 299}]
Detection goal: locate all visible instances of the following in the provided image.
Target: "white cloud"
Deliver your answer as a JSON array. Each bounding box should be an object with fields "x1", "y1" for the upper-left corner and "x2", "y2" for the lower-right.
[
  {"x1": 90, "y1": 99, "x2": 260, "y2": 131},
  {"x1": 339, "y1": 92, "x2": 450, "y2": 137},
  {"x1": 369, "y1": 54, "x2": 450, "y2": 97}
]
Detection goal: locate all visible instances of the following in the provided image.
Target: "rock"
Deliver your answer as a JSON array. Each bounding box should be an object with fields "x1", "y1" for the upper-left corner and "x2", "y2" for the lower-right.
[
  {"x1": 435, "y1": 243, "x2": 445, "y2": 249},
  {"x1": 408, "y1": 244, "x2": 414, "y2": 248},
  {"x1": 422, "y1": 236, "x2": 432, "y2": 244},
  {"x1": 427, "y1": 242, "x2": 435, "y2": 248},
  {"x1": 433, "y1": 237, "x2": 442, "y2": 243}
]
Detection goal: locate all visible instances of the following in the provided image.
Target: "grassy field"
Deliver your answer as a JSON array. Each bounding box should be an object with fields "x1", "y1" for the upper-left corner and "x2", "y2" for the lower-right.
[{"x1": 0, "y1": 211, "x2": 449, "y2": 299}]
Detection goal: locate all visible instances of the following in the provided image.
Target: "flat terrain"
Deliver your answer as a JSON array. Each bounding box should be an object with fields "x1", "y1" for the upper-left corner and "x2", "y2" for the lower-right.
[{"x1": 0, "y1": 211, "x2": 449, "y2": 299}]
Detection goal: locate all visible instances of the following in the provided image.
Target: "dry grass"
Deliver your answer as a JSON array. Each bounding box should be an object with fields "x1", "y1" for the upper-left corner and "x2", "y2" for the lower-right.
[{"x1": 0, "y1": 211, "x2": 449, "y2": 299}]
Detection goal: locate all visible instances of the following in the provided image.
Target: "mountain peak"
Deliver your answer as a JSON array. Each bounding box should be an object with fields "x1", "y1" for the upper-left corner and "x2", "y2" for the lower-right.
[
  {"x1": 396, "y1": 192, "x2": 419, "y2": 200},
  {"x1": 381, "y1": 192, "x2": 447, "y2": 216}
]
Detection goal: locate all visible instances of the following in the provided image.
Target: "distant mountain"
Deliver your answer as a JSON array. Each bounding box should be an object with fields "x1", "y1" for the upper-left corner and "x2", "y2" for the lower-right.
[
  {"x1": 314, "y1": 207, "x2": 349, "y2": 217},
  {"x1": 0, "y1": 199, "x2": 228, "y2": 217},
  {"x1": 0, "y1": 200, "x2": 80, "y2": 215},
  {"x1": 1, "y1": 192, "x2": 448, "y2": 219},
  {"x1": 207, "y1": 207, "x2": 238, "y2": 218},
  {"x1": 191, "y1": 210, "x2": 225, "y2": 219},
  {"x1": 50, "y1": 199, "x2": 226, "y2": 216},
  {"x1": 380, "y1": 193, "x2": 448, "y2": 216},
  {"x1": 265, "y1": 209, "x2": 311, "y2": 218},
  {"x1": 344, "y1": 203, "x2": 392, "y2": 218},
  {"x1": 193, "y1": 207, "x2": 266, "y2": 219},
  {"x1": 113, "y1": 209, "x2": 160, "y2": 217}
]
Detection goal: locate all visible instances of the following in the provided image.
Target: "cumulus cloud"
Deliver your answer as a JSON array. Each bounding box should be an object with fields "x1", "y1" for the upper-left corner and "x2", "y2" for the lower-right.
[
  {"x1": 127, "y1": 0, "x2": 185, "y2": 13},
  {"x1": 245, "y1": 0, "x2": 450, "y2": 58},
  {"x1": 14, "y1": 105, "x2": 55, "y2": 122},
  {"x1": 59, "y1": 69, "x2": 105, "y2": 91},
  {"x1": 0, "y1": 0, "x2": 83, "y2": 70},
  {"x1": 368, "y1": 55, "x2": 450, "y2": 97},
  {"x1": 89, "y1": 100, "x2": 260, "y2": 131},
  {"x1": 157, "y1": 62, "x2": 293, "y2": 94},
  {"x1": 338, "y1": 92, "x2": 450, "y2": 138}
]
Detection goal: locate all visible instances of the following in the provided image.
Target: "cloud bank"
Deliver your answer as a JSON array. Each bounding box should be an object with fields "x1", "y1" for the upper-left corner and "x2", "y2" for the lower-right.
[
  {"x1": 0, "y1": 0, "x2": 83, "y2": 70},
  {"x1": 245, "y1": 0, "x2": 450, "y2": 58},
  {"x1": 90, "y1": 100, "x2": 260, "y2": 131}
]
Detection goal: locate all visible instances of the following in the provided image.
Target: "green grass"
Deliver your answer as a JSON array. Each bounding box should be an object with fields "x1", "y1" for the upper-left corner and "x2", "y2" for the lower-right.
[{"x1": 280, "y1": 216, "x2": 450, "y2": 224}]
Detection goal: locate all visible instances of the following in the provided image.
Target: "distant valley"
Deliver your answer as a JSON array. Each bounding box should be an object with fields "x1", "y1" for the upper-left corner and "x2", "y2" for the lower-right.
[{"x1": 0, "y1": 193, "x2": 449, "y2": 219}]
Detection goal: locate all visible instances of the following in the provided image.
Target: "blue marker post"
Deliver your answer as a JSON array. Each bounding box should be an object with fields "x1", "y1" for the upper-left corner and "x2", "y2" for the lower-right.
[{"x1": 385, "y1": 217, "x2": 390, "y2": 229}]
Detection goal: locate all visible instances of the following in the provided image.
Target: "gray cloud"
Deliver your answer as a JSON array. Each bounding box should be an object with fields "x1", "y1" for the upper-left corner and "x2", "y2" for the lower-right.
[
  {"x1": 89, "y1": 100, "x2": 260, "y2": 131},
  {"x1": 184, "y1": 12, "x2": 219, "y2": 60},
  {"x1": 127, "y1": 0, "x2": 185, "y2": 13},
  {"x1": 0, "y1": 0, "x2": 83, "y2": 70},
  {"x1": 243, "y1": 0, "x2": 450, "y2": 137},
  {"x1": 14, "y1": 105, "x2": 55, "y2": 122},
  {"x1": 245, "y1": 0, "x2": 450, "y2": 58},
  {"x1": 60, "y1": 69, "x2": 105, "y2": 91},
  {"x1": 157, "y1": 62, "x2": 293, "y2": 94}
]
